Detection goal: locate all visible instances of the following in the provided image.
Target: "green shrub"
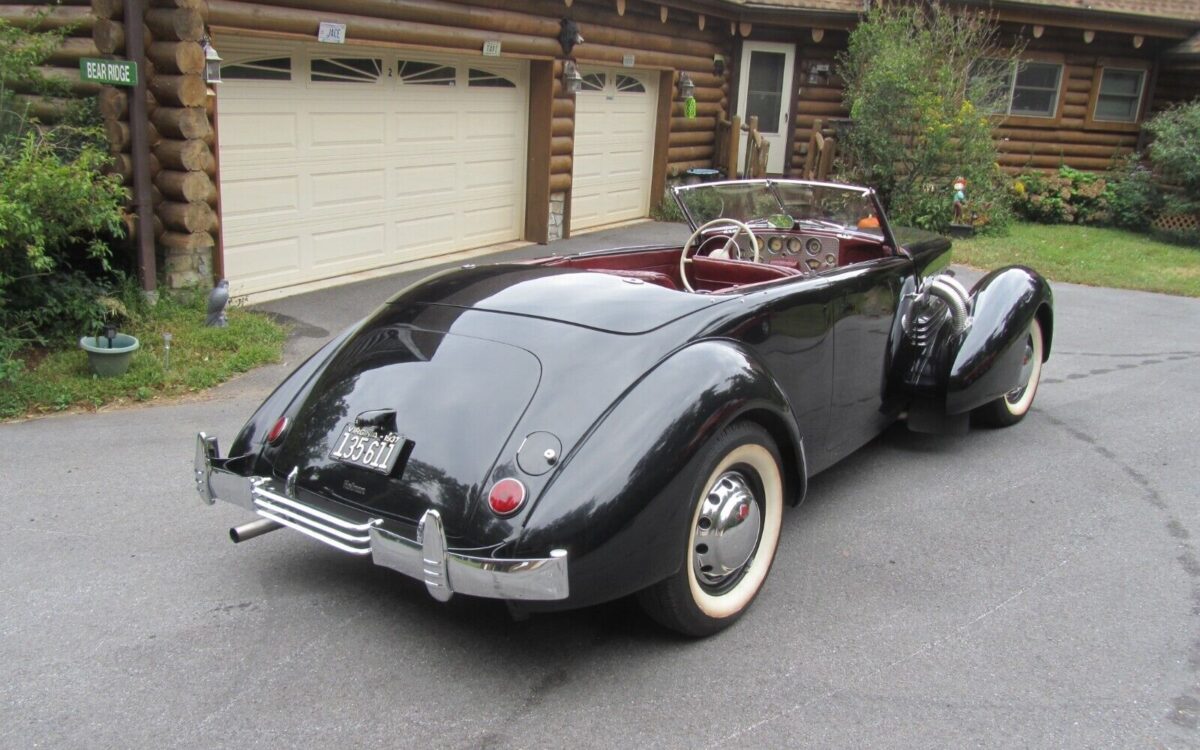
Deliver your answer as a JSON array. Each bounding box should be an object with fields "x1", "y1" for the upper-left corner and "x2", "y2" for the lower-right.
[
  {"x1": 836, "y1": 2, "x2": 1018, "y2": 233},
  {"x1": 1012, "y1": 166, "x2": 1112, "y2": 225},
  {"x1": 1105, "y1": 155, "x2": 1162, "y2": 232},
  {"x1": 1145, "y1": 101, "x2": 1200, "y2": 211},
  {"x1": 0, "y1": 17, "x2": 127, "y2": 374}
]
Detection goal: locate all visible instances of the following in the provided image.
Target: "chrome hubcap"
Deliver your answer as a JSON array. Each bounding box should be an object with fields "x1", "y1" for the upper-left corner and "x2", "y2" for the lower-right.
[
  {"x1": 693, "y1": 471, "x2": 762, "y2": 588},
  {"x1": 1007, "y1": 333, "x2": 1037, "y2": 403}
]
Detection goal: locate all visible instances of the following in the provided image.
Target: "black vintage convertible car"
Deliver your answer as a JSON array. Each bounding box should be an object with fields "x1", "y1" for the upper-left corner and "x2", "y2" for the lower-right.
[{"x1": 194, "y1": 179, "x2": 1052, "y2": 636}]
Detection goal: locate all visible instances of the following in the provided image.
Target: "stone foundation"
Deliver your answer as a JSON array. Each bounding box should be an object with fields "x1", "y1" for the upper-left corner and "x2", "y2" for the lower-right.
[
  {"x1": 548, "y1": 191, "x2": 566, "y2": 242},
  {"x1": 162, "y1": 242, "x2": 214, "y2": 289}
]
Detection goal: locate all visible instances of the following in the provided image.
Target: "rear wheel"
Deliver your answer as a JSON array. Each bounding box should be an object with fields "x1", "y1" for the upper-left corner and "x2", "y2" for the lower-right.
[
  {"x1": 974, "y1": 318, "x2": 1045, "y2": 427},
  {"x1": 638, "y1": 422, "x2": 784, "y2": 637}
]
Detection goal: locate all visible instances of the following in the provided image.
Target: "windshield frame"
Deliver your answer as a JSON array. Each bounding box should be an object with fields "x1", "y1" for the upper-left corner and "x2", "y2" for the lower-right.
[{"x1": 670, "y1": 179, "x2": 898, "y2": 252}]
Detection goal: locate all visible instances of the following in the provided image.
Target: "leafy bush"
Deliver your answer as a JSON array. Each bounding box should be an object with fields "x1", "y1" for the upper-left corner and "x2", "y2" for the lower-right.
[
  {"x1": 1105, "y1": 155, "x2": 1162, "y2": 232},
  {"x1": 1011, "y1": 166, "x2": 1112, "y2": 225},
  {"x1": 0, "y1": 18, "x2": 128, "y2": 378},
  {"x1": 836, "y1": 2, "x2": 1019, "y2": 233},
  {"x1": 1144, "y1": 101, "x2": 1200, "y2": 212}
]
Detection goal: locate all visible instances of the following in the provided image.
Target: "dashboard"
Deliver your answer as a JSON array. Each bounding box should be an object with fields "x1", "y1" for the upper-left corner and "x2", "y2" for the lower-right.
[{"x1": 760, "y1": 233, "x2": 840, "y2": 272}]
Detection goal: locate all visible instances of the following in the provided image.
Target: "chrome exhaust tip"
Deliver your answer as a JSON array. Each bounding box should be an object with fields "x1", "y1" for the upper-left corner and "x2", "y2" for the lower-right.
[{"x1": 229, "y1": 518, "x2": 283, "y2": 543}]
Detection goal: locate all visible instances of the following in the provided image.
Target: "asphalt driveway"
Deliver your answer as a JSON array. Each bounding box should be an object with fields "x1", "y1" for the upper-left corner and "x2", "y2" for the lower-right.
[{"x1": 2, "y1": 222, "x2": 1198, "y2": 748}]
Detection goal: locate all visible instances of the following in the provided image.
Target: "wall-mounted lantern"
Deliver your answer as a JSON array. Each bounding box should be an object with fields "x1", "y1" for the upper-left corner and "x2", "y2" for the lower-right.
[
  {"x1": 202, "y1": 37, "x2": 222, "y2": 84},
  {"x1": 562, "y1": 60, "x2": 583, "y2": 94},
  {"x1": 712, "y1": 54, "x2": 726, "y2": 77},
  {"x1": 678, "y1": 71, "x2": 695, "y2": 100}
]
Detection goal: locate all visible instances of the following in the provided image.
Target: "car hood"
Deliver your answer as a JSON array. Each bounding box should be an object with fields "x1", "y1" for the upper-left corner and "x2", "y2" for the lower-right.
[{"x1": 392, "y1": 263, "x2": 722, "y2": 334}]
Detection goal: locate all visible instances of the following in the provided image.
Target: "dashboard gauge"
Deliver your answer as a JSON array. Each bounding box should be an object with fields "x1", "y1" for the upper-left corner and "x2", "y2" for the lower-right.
[
  {"x1": 766, "y1": 236, "x2": 784, "y2": 254},
  {"x1": 786, "y1": 237, "x2": 802, "y2": 255},
  {"x1": 825, "y1": 253, "x2": 838, "y2": 266},
  {"x1": 806, "y1": 258, "x2": 822, "y2": 271},
  {"x1": 805, "y1": 237, "x2": 823, "y2": 255}
]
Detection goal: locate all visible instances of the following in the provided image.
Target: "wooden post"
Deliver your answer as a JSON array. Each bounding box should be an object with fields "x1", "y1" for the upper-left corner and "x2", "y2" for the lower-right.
[
  {"x1": 524, "y1": 60, "x2": 553, "y2": 243},
  {"x1": 726, "y1": 114, "x2": 741, "y2": 178},
  {"x1": 125, "y1": 0, "x2": 156, "y2": 294}
]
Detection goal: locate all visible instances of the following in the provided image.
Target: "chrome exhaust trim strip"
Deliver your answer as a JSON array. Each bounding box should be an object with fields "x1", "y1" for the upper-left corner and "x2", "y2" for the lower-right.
[{"x1": 193, "y1": 432, "x2": 570, "y2": 601}]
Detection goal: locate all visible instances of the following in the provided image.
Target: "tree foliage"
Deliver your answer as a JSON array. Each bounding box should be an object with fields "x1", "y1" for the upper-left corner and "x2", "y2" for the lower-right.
[{"x1": 836, "y1": 2, "x2": 1020, "y2": 232}]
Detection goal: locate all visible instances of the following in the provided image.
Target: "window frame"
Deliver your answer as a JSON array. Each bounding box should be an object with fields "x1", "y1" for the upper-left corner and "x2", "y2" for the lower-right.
[{"x1": 1085, "y1": 59, "x2": 1151, "y2": 132}]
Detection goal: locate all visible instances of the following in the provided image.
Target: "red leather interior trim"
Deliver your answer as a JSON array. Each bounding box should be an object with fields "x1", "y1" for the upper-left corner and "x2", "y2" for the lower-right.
[
  {"x1": 691, "y1": 256, "x2": 800, "y2": 292},
  {"x1": 838, "y1": 238, "x2": 888, "y2": 266},
  {"x1": 591, "y1": 268, "x2": 678, "y2": 290}
]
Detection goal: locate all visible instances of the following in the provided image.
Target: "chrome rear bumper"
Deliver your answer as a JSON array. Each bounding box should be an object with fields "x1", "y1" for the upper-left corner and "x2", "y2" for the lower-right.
[{"x1": 193, "y1": 433, "x2": 568, "y2": 602}]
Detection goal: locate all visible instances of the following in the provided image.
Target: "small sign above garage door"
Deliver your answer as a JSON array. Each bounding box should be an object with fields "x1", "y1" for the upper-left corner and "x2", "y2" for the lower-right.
[
  {"x1": 571, "y1": 68, "x2": 658, "y2": 232},
  {"x1": 216, "y1": 40, "x2": 528, "y2": 297}
]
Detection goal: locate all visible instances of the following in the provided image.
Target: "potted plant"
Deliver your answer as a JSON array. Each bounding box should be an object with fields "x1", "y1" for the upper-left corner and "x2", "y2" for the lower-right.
[{"x1": 79, "y1": 323, "x2": 139, "y2": 377}]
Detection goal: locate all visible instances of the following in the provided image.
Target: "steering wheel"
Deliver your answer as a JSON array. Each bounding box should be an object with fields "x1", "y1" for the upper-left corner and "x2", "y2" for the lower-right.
[{"x1": 679, "y1": 218, "x2": 761, "y2": 293}]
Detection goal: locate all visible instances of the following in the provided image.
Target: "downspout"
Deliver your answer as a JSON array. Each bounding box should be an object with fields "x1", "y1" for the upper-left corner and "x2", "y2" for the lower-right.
[{"x1": 124, "y1": 0, "x2": 157, "y2": 296}]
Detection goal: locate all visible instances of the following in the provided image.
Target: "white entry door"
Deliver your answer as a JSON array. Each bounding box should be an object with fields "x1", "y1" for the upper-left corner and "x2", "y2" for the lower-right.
[{"x1": 736, "y1": 42, "x2": 795, "y2": 175}]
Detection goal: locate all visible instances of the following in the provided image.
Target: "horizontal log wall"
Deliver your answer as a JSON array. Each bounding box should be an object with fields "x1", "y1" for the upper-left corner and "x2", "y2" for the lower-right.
[
  {"x1": 789, "y1": 35, "x2": 849, "y2": 175},
  {"x1": 990, "y1": 28, "x2": 1157, "y2": 173},
  {"x1": 667, "y1": 69, "x2": 731, "y2": 176}
]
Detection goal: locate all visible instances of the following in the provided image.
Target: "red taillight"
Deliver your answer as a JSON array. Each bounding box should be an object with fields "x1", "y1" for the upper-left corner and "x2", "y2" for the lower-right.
[
  {"x1": 488, "y1": 478, "x2": 526, "y2": 516},
  {"x1": 266, "y1": 416, "x2": 289, "y2": 445}
]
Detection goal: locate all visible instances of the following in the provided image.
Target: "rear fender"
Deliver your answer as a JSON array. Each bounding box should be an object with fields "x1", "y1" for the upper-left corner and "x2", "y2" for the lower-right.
[
  {"x1": 945, "y1": 266, "x2": 1053, "y2": 415},
  {"x1": 514, "y1": 340, "x2": 804, "y2": 608}
]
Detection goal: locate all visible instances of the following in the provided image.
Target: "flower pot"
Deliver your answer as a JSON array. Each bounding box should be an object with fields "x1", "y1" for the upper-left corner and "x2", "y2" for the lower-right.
[{"x1": 79, "y1": 333, "x2": 140, "y2": 377}]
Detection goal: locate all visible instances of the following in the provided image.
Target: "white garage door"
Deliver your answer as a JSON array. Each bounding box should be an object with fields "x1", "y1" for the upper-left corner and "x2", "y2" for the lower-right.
[
  {"x1": 571, "y1": 68, "x2": 658, "y2": 231},
  {"x1": 217, "y1": 41, "x2": 528, "y2": 296}
]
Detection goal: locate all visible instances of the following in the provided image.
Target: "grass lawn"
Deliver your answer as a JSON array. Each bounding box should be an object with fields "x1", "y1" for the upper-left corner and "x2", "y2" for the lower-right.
[
  {"x1": 0, "y1": 291, "x2": 288, "y2": 420},
  {"x1": 953, "y1": 223, "x2": 1200, "y2": 298}
]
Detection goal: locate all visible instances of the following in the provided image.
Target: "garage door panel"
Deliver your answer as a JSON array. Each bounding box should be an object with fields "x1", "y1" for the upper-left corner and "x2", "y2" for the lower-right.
[
  {"x1": 309, "y1": 112, "x2": 387, "y2": 147},
  {"x1": 225, "y1": 237, "x2": 302, "y2": 283},
  {"x1": 311, "y1": 169, "x2": 386, "y2": 208},
  {"x1": 393, "y1": 163, "x2": 457, "y2": 197},
  {"x1": 220, "y1": 112, "x2": 298, "y2": 152},
  {"x1": 395, "y1": 111, "x2": 458, "y2": 142},
  {"x1": 221, "y1": 176, "x2": 299, "y2": 218},
  {"x1": 463, "y1": 204, "x2": 520, "y2": 243},
  {"x1": 311, "y1": 224, "x2": 386, "y2": 269},
  {"x1": 220, "y1": 41, "x2": 527, "y2": 296}
]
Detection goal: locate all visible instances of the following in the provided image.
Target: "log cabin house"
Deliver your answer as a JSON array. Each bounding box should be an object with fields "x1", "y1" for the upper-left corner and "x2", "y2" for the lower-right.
[{"x1": 4, "y1": 0, "x2": 1199, "y2": 299}]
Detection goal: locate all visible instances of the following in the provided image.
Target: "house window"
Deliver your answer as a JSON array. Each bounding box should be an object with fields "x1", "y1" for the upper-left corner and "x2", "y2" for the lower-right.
[
  {"x1": 222, "y1": 57, "x2": 291, "y2": 81},
  {"x1": 468, "y1": 69, "x2": 516, "y2": 88},
  {"x1": 311, "y1": 57, "x2": 382, "y2": 83},
  {"x1": 399, "y1": 60, "x2": 456, "y2": 86},
  {"x1": 1010, "y1": 62, "x2": 1062, "y2": 117},
  {"x1": 969, "y1": 59, "x2": 1063, "y2": 118},
  {"x1": 1093, "y1": 68, "x2": 1145, "y2": 123}
]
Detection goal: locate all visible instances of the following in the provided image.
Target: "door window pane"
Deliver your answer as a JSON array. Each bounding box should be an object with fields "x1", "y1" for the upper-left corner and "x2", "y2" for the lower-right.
[{"x1": 746, "y1": 50, "x2": 786, "y2": 133}]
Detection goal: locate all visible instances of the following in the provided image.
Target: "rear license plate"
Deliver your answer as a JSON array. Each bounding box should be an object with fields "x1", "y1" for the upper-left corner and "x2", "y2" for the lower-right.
[{"x1": 329, "y1": 424, "x2": 405, "y2": 475}]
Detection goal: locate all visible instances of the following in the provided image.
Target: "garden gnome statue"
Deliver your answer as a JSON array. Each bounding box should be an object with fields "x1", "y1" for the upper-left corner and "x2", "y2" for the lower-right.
[
  {"x1": 952, "y1": 177, "x2": 967, "y2": 224},
  {"x1": 206, "y1": 278, "x2": 230, "y2": 328}
]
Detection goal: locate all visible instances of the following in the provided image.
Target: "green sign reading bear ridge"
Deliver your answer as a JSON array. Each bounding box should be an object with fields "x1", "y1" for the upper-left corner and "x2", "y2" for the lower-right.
[{"x1": 79, "y1": 58, "x2": 138, "y2": 87}]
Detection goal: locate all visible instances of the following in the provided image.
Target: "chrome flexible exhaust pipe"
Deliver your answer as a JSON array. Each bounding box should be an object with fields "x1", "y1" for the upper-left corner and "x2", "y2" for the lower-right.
[
  {"x1": 230, "y1": 518, "x2": 283, "y2": 543},
  {"x1": 929, "y1": 276, "x2": 972, "y2": 333}
]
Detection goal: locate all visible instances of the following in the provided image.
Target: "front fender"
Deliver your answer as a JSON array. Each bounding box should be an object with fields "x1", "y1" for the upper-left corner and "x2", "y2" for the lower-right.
[
  {"x1": 945, "y1": 266, "x2": 1053, "y2": 414},
  {"x1": 513, "y1": 339, "x2": 802, "y2": 609}
]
